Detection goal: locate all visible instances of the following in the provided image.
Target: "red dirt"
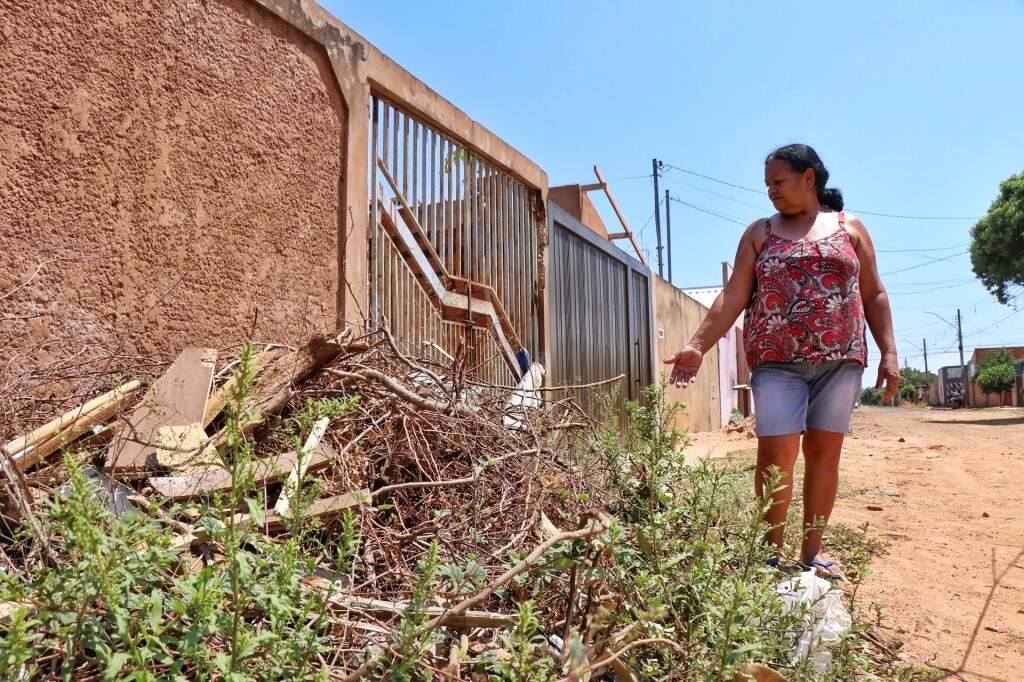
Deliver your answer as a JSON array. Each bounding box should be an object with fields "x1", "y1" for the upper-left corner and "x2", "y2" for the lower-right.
[{"x1": 689, "y1": 406, "x2": 1024, "y2": 681}]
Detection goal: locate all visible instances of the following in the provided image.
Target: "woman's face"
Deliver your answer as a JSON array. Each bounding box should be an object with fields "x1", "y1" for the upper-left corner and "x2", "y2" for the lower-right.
[{"x1": 764, "y1": 158, "x2": 815, "y2": 214}]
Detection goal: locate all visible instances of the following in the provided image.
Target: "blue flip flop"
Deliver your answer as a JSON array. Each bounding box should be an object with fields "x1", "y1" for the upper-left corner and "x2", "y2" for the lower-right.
[{"x1": 803, "y1": 558, "x2": 843, "y2": 581}]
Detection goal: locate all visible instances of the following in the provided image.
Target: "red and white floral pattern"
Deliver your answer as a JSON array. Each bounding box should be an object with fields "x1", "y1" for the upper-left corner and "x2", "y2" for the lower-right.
[{"x1": 743, "y1": 212, "x2": 867, "y2": 368}]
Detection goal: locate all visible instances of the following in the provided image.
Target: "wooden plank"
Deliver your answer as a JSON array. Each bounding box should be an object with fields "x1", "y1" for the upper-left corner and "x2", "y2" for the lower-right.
[
  {"x1": 4, "y1": 380, "x2": 142, "y2": 460},
  {"x1": 594, "y1": 165, "x2": 647, "y2": 265},
  {"x1": 202, "y1": 348, "x2": 284, "y2": 427},
  {"x1": 106, "y1": 348, "x2": 217, "y2": 472},
  {"x1": 274, "y1": 417, "x2": 329, "y2": 516},
  {"x1": 168, "y1": 488, "x2": 366, "y2": 551},
  {"x1": 149, "y1": 442, "x2": 334, "y2": 501},
  {"x1": 580, "y1": 182, "x2": 606, "y2": 192},
  {"x1": 320, "y1": 592, "x2": 517, "y2": 630},
  {"x1": 266, "y1": 490, "x2": 366, "y2": 528},
  {"x1": 9, "y1": 381, "x2": 142, "y2": 471}
]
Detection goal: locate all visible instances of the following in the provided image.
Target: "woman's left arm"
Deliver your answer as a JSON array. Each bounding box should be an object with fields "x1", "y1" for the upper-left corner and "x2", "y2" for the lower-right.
[{"x1": 847, "y1": 215, "x2": 900, "y2": 401}]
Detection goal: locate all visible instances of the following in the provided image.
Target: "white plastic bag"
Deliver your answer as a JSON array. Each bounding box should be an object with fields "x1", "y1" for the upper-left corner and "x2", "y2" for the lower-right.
[{"x1": 775, "y1": 570, "x2": 852, "y2": 672}]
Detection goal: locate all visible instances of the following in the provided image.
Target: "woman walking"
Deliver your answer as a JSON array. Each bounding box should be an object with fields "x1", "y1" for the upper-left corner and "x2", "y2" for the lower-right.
[{"x1": 664, "y1": 144, "x2": 899, "y2": 575}]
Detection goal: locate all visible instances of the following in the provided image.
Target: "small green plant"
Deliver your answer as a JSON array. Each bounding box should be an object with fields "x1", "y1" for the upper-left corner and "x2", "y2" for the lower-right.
[
  {"x1": 487, "y1": 601, "x2": 557, "y2": 682},
  {"x1": 730, "y1": 407, "x2": 746, "y2": 424},
  {"x1": 0, "y1": 344, "x2": 363, "y2": 679}
]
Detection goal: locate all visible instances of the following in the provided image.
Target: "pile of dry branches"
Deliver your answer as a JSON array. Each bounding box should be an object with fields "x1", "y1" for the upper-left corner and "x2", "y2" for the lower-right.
[{"x1": 0, "y1": 328, "x2": 637, "y2": 678}]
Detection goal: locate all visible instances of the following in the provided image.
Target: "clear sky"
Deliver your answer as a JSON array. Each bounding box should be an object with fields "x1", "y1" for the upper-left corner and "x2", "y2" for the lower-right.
[{"x1": 327, "y1": 1, "x2": 1024, "y2": 380}]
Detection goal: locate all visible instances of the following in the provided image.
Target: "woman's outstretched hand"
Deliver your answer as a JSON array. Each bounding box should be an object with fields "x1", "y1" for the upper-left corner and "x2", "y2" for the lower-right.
[
  {"x1": 877, "y1": 352, "x2": 901, "y2": 402},
  {"x1": 663, "y1": 345, "x2": 704, "y2": 388}
]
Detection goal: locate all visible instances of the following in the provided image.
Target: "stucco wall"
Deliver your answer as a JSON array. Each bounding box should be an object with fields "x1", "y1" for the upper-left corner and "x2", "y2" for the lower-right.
[
  {"x1": 652, "y1": 275, "x2": 721, "y2": 433},
  {"x1": 1, "y1": 0, "x2": 346, "y2": 370}
]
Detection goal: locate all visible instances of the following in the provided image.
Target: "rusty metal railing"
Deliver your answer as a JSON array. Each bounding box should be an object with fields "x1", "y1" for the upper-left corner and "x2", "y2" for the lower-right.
[{"x1": 368, "y1": 95, "x2": 541, "y2": 384}]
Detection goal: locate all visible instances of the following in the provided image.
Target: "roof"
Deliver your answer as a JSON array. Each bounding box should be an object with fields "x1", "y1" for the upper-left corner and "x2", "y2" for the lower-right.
[
  {"x1": 679, "y1": 286, "x2": 744, "y2": 330},
  {"x1": 680, "y1": 286, "x2": 722, "y2": 310}
]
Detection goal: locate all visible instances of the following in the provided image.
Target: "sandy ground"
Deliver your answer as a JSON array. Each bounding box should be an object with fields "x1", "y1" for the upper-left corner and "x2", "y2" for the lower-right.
[{"x1": 688, "y1": 406, "x2": 1024, "y2": 681}]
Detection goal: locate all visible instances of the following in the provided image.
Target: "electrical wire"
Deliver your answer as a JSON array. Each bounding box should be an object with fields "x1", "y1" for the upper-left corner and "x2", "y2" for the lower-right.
[
  {"x1": 669, "y1": 197, "x2": 749, "y2": 226},
  {"x1": 660, "y1": 164, "x2": 984, "y2": 221},
  {"x1": 660, "y1": 175, "x2": 769, "y2": 211},
  {"x1": 881, "y1": 251, "x2": 969, "y2": 276}
]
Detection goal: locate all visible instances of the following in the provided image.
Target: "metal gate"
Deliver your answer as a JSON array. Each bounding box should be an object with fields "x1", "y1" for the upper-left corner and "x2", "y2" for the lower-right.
[
  {"x1": 548, "y1": 202, "x2": 654, "y2": 423},
  {"x1": 368, "y1": 95, "x2": 542, "y2": 384}
]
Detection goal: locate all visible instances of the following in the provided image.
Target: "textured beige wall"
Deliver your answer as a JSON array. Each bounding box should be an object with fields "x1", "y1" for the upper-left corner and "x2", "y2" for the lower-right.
[
  {"x1": 1, "y1": 0, "x2": 346, "y2": 371},
  {"x1": 652, "y1": 275, "x2": 721, "y2": 433}
]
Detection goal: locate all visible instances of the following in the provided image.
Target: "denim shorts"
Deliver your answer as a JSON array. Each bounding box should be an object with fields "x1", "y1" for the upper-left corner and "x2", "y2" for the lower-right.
[{"x1": 750, "y1": 361, "x2": 865, "y2": 437}]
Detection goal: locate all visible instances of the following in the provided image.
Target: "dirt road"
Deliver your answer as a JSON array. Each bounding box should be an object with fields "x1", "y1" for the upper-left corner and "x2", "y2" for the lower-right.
[{"x1": 688, "y1": 406, "x2": 1024, "y2": 681}]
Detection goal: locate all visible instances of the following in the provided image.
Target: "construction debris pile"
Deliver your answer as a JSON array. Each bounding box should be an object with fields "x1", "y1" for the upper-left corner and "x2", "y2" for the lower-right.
[{"x1": 0, "y1": 329, "x2": 630, "y2": 678}]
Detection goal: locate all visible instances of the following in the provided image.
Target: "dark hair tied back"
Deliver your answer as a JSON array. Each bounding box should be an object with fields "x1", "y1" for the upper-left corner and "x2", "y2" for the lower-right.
[{"x1": 765, "y1": 143, "x2": 844, "y2": 211}]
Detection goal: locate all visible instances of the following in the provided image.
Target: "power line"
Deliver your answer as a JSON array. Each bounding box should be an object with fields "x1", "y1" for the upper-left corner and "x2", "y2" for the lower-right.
[
  {"x1": 876, "y1": 243, "x2": 970, "y2": 254},
  {"x1": 662, "y1": 164, "x2": 764, "y2": 195},
  {"x1": 887, "y1": 281, "x2": 980, "y2": 295},
  {"x1": 660, "y1": 175, "x2": 769, "y2": 211},
  {"x1": 660, "y1": 164, "x2": 984, "y2": 221},
  {"x1": 669, "y1": 197, "x2": 749, "y2": 226},
  {"x1": 962, "y1": 307, "x2": 1024, "y2": 338},
  {"x1": 881, "y1": 251, "x2": 969, "y2": 276},
  {"x1": 635, "y1": 196, "x2": 665, "y2": 244}
]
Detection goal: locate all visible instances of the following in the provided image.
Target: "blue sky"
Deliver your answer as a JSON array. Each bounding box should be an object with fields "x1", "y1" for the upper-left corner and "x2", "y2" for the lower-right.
[{"x1": 328, "y1": 1, "x2": 1024, "y2": 378}]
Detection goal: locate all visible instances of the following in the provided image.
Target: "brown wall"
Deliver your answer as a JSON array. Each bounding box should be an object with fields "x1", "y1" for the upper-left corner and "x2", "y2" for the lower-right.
[
  {"x1": 1, "y1": 0, "x2": 551, "y2": 381},
  {"x1": 652, "y1": 275, "x2": 721, "y2": 433},
  {"x1": 549, "y1": 185, "x2": 608, "y2": 238},
  {"x1": 2, "y1": 0, "x2": 346, "y2": 367}
]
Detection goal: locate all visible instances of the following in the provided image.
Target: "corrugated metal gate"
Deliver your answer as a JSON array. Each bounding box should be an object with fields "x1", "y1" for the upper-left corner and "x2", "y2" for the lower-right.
[
  {"x1": 548, "y1": 203, "x2": 654, "y2": 423},
  {"x1": 367, "y1": 96, "x2": 543, "y2": 384}
]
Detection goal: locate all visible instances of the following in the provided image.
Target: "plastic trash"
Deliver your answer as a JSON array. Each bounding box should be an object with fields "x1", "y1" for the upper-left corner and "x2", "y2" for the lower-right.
[{"x1": 774, "y1": 570, "x2": 852, "y2": 672}]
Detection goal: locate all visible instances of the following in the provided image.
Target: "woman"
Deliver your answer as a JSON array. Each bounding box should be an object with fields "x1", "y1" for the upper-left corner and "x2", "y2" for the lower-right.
[{"x1": 664, "y1": 144, "x2": 899, "y2": 575}]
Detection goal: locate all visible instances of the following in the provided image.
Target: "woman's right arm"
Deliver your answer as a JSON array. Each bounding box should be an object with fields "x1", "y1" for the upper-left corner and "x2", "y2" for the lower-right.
[{"x1": 663, "y1": 220, "x2": 761, "y2": 388}]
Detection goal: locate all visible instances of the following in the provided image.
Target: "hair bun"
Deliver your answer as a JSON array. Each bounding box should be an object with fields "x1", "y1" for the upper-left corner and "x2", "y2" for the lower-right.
[{"x1": 819, "y1": 187, "x2": 844, "y2": 212}]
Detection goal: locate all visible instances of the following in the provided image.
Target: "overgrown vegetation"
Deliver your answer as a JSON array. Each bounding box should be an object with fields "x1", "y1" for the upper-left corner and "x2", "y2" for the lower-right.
[
  {"x1": 973, "y1": 348, "x2": 1019, "y2": 395},
  {"x1": 0, "y1": 354, "x2": 932, "y2": 679}
]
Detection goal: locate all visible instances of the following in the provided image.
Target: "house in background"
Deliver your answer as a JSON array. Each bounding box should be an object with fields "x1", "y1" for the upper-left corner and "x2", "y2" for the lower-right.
[
  {"x1": 966, "y1": 346, "x2": 1024, "y2": 407},
  {"x1": 931, "y1": 366, "x2": 964, "y2": 406},
  {"x1": 681, "y1": 267, "x2": 752, "y2": 426}
]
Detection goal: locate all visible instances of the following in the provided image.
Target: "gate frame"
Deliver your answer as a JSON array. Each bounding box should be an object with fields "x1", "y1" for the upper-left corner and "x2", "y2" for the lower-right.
[{"x1": 547, "y1": 202, "x2": 656, "y2": 401}]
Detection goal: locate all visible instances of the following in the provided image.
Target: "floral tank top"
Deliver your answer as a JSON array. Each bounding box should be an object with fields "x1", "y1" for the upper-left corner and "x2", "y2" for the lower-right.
[{"x1": 743, "y1": 212, "x2": 867, "y2": 368}]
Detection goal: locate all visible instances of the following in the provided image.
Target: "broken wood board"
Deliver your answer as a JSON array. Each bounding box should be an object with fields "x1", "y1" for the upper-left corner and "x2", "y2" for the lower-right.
[
  {"x1": 168, "y1": 489, "x2": 367, "y2": 551},
  {"x1": 152, "y1": 423, "x2": 211, "y2": 470},
  {"x1": 106, "y1": 348, "x2": 217, "y2": 473},
  {"x1": 5, "y1": 380, "x2": 142, "y2": 470},
  {"x1": 317, "y1": 590, "x2": 518, "y2": 630},
  {"x1": 265, "y1": 490, "x2": 367, "y2": 529},
  {"x1": 149, "y1": 442, "x2": 335, "y2": 501},
  {"x1": 201, "y1": 347, "x2": 286, "y2": 427},
  {"x1": 274, "y1": 416, "x2": 329, "y2": 516},
  {"x1": 201, "y1": 332, "x2": 348, "y2": 455}
]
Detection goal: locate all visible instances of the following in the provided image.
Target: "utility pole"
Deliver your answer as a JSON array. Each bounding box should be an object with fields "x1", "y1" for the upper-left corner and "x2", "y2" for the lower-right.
[
  {"x1": 957, "y1": 308, "x2": 968, "y2": 407},
  {"x1": 923, "y1": 338, "x2": 929, "y2": 376},
  {"x1": 652, "y1": 158, "x2": 664, "y2": 278},
  {"x1": 665, "y1": 189, "x2": 673, "y2": 285}
]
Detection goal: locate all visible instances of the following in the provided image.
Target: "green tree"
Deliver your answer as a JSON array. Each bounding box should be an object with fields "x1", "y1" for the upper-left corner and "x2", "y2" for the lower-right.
[
  {"x1": 971, "y1": 171, "x2": 1024, "y2": 304},
  {"x1": 859, "y1": 387, "x2": 884, "y2": 406},
  {"x1": 973, "y1": 349, "x2": 1018, "y2": 395},
  {"x1": 899, "y1": 367, "x2": 935, "y2": 391}
]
